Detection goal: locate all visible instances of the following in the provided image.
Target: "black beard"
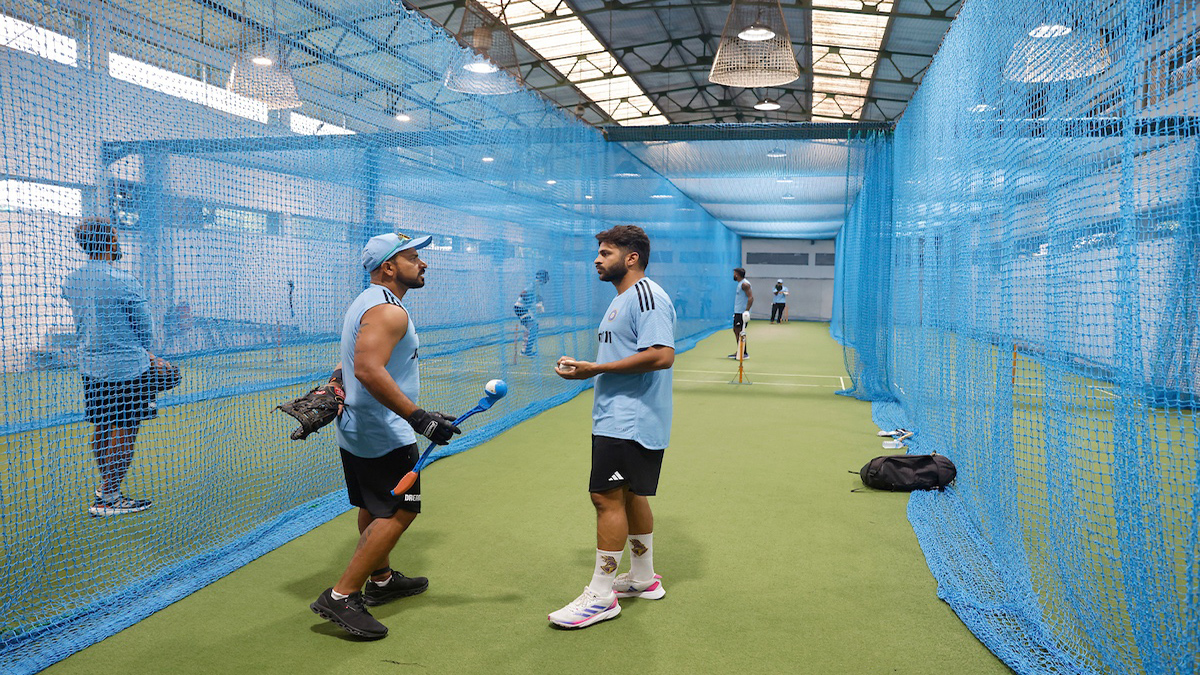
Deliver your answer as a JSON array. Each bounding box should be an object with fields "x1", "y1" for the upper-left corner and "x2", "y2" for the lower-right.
[
  {"x1": 599, "y1": 265, "x2": 626, "y2": 283},
  {"x1": 402, "y1": 275, "x2": 425, "y2": 289}
]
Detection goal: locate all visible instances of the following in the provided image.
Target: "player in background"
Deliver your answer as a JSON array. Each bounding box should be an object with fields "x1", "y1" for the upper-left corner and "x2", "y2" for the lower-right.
[
  {"x1": 513, "y1": 269, "x2": 549, "y2": 356},
  {"x1": 730, "y1": 267, "x2": 753, "y2": 358},
  {"x1": 770, "y1": 279, "x2": 789, "y2": 323},
  {"x1": 62, "y1": 218, "x2": 176, "y2": 517},
  {"x1": 309, "y1": 232, "x2": 461, "y2": 640},
  {"x1": 552, "y1": 225, "x2": 675, "y2": 629}
]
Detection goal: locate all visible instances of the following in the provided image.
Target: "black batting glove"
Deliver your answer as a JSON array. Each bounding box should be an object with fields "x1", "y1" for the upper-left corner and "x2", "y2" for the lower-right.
[{"x1": 409, "y1": 409, "x2": 461, "y2": 445}]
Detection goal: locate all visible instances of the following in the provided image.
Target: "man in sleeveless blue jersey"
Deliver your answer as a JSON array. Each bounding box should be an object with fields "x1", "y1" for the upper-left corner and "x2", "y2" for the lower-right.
[
  {"x1": 62, "y1": 218, "x2": 176, "y2": 517},
  {"x1": 309, "y1": 232, "x2": 461, "y2": 640},
  {"x1": 730, "y1": 267, "x2": 754, "y2": 358},
  {"x1": 551, "y1": 225, "x2": 675, "y2": 629}
]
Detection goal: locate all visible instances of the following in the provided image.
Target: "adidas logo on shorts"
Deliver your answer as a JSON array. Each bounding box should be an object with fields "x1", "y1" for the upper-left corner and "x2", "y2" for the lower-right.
[{"x1": 609, "y1": 471, "x2": 624, "y2": 481}]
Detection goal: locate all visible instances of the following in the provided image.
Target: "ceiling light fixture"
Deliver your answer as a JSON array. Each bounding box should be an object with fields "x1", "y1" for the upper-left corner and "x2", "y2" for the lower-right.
[
  {"x1": 546, "y1": 179, "x2": 557, "y2": 185},
  {"x1": 444, "y1": 0, "x2": 523, "y2": 95},
  {"x1": 776, "y1": 177, "x2": 793, "y2": 183},
  {"x1": 482, "y1": 156, "x2": 495, "y2": 162},
  {"x1": 613, "y1": 160, "x2": 642, "y2": 178},
  {"x1": 969, "y1": 104, "x2": 992, "y2": 113},
  {"x1": 781, "y1": 193, "x2": 795, "y2": 200},
  {"x1": 228, "y1": 0, "x2": 301, "y2": 109},
  {"x1": 463, "y1": 58, "x2": 499, "y2": 74},
  {"x1": 394, "y1": 112, "x2": 412, "y2": 122},
  {"x1": 738, "y1": 23, "x2": 775, "y2": 41},
  {"x1": 754, "y1": 98, "x2": 781, "y2": 111},
  {"x1": 650, "y1": 194, "x2": 673, "y2": 199},
  {"x1": 1004, "y1": 20, "x2": 1110, "y2": 83},
  {"x1": 1029, "y1": 24, "x2": 1071, "y2": 38},
  {"x1": 767, "y1": 147, "x2": 787, "y2": 158},
  {"x1": 709, "y1": 0, "x2": 799, "y2": 87}
]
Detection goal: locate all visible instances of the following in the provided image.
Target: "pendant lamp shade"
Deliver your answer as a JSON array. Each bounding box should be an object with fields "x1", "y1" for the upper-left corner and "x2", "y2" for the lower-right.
[
  {"x1": 228, "y1": 43, "x2": 302, "y2": 109},
  {"x1": 1003, "y1": 25, "x2": 1111, "y2": 83},
  {"x1": 709, "y1": 0, "x2": 799, "y2": 88},
  {"x1": 445, "y1": 0, "x2": 524, "y2": 95}
]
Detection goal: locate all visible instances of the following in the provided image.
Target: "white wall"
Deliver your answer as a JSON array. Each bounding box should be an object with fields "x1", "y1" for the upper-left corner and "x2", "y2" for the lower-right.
[{"x1": 741, "y1": 238, "x2": 836, "y2": 321}]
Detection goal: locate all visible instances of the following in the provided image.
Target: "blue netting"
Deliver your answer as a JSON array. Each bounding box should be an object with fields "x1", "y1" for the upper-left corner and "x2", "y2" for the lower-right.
[
  {"x1": 0, "y1": 1, "x2": 738, "y2": 670},
  {"x1": 836, "y1": 0, "x2": 1199, "y2": 673}
]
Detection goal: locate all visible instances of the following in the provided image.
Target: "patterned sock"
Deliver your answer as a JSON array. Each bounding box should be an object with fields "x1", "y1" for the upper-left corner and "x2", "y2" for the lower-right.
[
  {"x1": 588, "y1": 549, "x2": 623, "y2": 595},
  {"x1": 628, "y1": 533, "x2": 655, "y2": 581}
]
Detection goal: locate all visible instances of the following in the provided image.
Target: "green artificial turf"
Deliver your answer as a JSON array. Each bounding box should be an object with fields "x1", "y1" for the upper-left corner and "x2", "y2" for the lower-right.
[{"x1": 45, "y1": 322, "x2": 1010, "y2": 674}]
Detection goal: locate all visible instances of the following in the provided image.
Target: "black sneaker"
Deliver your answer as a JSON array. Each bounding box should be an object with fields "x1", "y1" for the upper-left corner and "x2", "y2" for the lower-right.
[
  {"x1": 310, "y1": 589, "x2": 388, "y2": 639},
  {"x1": 363, "y1": 571, "x2": 429, "y2": 606},
  {"x1": 88, "y1": 495, "x2": 152, "y2": 517}
]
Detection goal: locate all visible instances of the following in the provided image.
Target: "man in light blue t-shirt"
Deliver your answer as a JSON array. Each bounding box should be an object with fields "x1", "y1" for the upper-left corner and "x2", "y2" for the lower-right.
[
  {"x1": 62, "y1": 219, "x2": 178, "y2": 518},
  {"x1": 551, "y1": 225, "x2": 676, "y2": 629},
  {"x1": 770, "y1": 279, "x2": 789, "y2": 323},
  {"x1": 513, "y1": 269, "x2": 549, "y2": 356},
  {"x1": 731, "y1": 267, "x2": 753, "y2": 358}
]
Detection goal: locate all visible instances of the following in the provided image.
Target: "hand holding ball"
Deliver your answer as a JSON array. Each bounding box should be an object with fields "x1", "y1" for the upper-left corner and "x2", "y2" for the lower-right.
[{"x1": 555, "y1": 357, "x2": 577, "y2": 375}]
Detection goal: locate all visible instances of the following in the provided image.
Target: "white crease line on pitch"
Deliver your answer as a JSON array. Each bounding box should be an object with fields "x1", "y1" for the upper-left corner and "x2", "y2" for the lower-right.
[
  {"x1": 674, "y1": 378, "x2": 828, "y2": 388},
  {"x1": 675, "y1": 369, "x2": 844, "y2": 379}
]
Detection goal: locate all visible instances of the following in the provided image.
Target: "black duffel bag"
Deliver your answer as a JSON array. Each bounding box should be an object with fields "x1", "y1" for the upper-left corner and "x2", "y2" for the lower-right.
[{"x1": 857, "y1": 453, "x2": 956, "y2": 491}]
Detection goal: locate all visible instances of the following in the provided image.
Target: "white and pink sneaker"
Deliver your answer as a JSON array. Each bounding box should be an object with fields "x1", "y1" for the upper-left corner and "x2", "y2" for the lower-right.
[
  {"x1": 548, "y1": 587, "x2": 621, "y2": 628},
  {"x1": 613, "y1": 573, "x2": 665, "y2": 600}
]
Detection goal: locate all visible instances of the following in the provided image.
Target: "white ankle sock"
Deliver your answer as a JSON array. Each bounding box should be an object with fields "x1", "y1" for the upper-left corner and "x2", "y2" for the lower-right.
[
  {"x1": 629, "y1": 533, "x2": 655, "y2": 581},
  {"x1": 330, "y1": 589, "x2": 350, "y2": 600},
  {"x1": 588, "y1": 549, "x2": 623, "y2": 595}
]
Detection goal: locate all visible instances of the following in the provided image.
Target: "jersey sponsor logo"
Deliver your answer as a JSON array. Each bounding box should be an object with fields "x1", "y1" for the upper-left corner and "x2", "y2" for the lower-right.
[
  {"x1": 598, "y1": 330, "x2": 613, "y2": 344},
  {"x1": 607, "y1": 308, "x2": 618, "y2": 321},
  {"x1": 609, "y1": 471, "x2": 624, "y2": 481}
]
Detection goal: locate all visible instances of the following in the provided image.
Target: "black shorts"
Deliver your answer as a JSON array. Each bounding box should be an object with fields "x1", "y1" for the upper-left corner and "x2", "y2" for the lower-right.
[
  {"x1": 733, "y1": 313, "x2": 745, "y2": 333},
  {"x1": 340, "y1": 445, "x2": 421, "y2": 518},
  {"x1": 82, "y1": 370, "x2": 159, "y2": 427},
  {"x1": 589, "y1": 435, "x2": 663, "y2": 496}
]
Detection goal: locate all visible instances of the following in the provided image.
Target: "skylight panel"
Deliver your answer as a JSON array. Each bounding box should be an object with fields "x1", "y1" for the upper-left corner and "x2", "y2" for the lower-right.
[
  {"x1": 475, "y1": 0, "x2": 665, "y2": 125},
  {"x1": 290, "y1": 113, "x2": 355, "y2": 135},
  {"x1": 1, "y1": 179, "x2": 82, "y2": 216},
  {"x1": 810, "y1": 2, "x2": 892, "y2": 120},
  {"x1": 0, "y1": 14, "x2": 77, "y2": 66},
  {"x1": 812, "y1": 75, "x2": 870, "y2": 97},
  {"x1": 109, "y1": 53, "x2": 268, "y2": 123}
]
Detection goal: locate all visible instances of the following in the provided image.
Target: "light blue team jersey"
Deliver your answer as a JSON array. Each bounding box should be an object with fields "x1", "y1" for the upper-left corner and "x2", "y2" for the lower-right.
[
  {"x1": 592, "y1": 277, "x2": 676, "y2": 450},
  {"x1": 774, "y1": 286, "x2": 789, "y2": 303},
  {"x1": 61, "y1": 260, "x2": 153, "y2": 381},
  {"x1": 336, "y1": 284, "x2": 420, "y2": 458},
  {"x1": 734, "y1": 279, "x2": 751, "y2": 313}
]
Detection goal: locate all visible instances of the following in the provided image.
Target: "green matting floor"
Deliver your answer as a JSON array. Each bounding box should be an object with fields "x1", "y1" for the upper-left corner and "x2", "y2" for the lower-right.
[{"x1": 46, "y1": 322, "x2": 1010, "y2": 674}]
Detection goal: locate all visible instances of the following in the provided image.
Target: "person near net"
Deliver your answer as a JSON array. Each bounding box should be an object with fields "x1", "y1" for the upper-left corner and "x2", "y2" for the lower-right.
[
  {"x1": 62, "y1": 218, "x2": 178, "y2": 517},
  {"x1": 770, "y1": 279, "x2": 789, "y2": 324},
  {"x1": 309, "y1": 232, "x2": 461, "y2": 640},
  {"x1": 730, "y1": 267, "x2": 753, "y2": 358},
  {"x1": 552, "y1": 225, "x2": 676, "y2": 629},
  {"x1": 513, "y1": 269, "x2": 549, "y2": 356}
]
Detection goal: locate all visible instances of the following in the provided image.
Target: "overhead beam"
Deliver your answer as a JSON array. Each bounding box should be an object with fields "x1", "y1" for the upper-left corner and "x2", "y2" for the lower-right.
[{"x1": 603, "y1": 122, "x2": 894, "y2": 142}]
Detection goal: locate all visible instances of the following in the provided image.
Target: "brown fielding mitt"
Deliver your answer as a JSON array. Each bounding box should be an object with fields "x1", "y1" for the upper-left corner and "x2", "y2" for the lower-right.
[{"x1": 278, "y1": 381, "x2": 345, "y2": 440}]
